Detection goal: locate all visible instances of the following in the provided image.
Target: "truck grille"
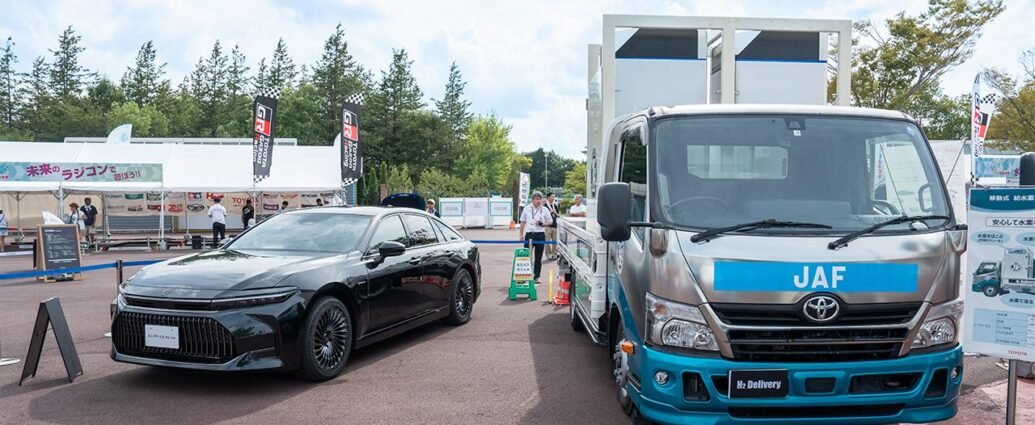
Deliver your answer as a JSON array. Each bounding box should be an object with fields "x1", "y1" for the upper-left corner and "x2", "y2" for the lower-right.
[
  {"x1": 112, "y1": 312, "x2": 237, "y2": 363},
  {"x1": 727, "y1": 328, "x2": 907, "y2": 362},
  {"x1": 711, "y1": 302, "x2": 921, "y2": 327}
]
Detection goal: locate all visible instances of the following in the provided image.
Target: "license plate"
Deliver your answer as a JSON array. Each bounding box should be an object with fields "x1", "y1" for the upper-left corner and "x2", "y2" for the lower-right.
[
  {"x1": 144, "y1": 324, "x2": 179, "y2": 349},
  {"x1": 728, "y1": 370, "x2": 789, "y2": 399}
]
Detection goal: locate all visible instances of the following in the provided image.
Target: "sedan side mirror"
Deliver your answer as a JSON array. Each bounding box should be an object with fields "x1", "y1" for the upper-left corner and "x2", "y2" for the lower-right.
[
  {"x1": 598, "y1": 182, "x2": 631, "y2": 242},
  {"x1": 378, "y1": 241, "x2": 407, "y2": 258}
]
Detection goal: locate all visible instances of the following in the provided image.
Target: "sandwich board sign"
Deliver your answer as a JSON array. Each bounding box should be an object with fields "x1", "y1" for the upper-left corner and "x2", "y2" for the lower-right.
[{"x1": 509, "y1": 248, "x2": 537, "y2": 300}]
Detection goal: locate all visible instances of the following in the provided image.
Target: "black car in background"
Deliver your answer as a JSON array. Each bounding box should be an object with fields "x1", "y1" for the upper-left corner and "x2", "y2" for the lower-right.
[{"x1": 110, "y1": 207, "x2": 480, "y2": 381}]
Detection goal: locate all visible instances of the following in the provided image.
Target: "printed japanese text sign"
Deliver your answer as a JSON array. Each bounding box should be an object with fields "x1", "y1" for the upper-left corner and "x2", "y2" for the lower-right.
[
  {"x1": 0, "y1": 162, "x2": 162, "y2": 183},
  {"x1": 513, "y1": 257, "x2": 533, "y2": 283},
  {"x1": 963, "y1": 187, "x2": 1035, "y2": 362}
]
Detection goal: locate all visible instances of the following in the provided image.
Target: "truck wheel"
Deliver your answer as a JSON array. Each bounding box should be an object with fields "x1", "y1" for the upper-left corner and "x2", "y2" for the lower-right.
[
  {"x1": 611, "y1": 316, "x2": 635, "y2": 417},
  {"x1": 570, "y1": 298, "x2": 584, "y2": 332},
  {"x1": 984, "y1": 286, "x2": 1000, "y2": 297}
]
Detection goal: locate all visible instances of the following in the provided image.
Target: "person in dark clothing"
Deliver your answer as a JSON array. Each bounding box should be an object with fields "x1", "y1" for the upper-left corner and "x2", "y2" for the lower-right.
[
  {"x1": 242, "y1": 199, "x2": 255, "y2": 228},
  {"x1": 80, "y1": 197, "x2": 99, "y2": 243}
]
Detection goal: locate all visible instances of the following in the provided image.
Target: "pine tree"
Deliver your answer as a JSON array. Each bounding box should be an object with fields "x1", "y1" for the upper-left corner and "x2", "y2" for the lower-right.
[
  {"x1": 253, "y1": 58, "x2": 268, "y2": 94},
  {"x1": 365, "y1": 49, "x2": 428, "y2": 175},
  {"x1": 188, "y1": 41, "x2": 229, "y2": 137},
  {"x1": 268, "y1": 38, "x2": 296, "y2": 90},
  {"x1": 49, "y1": 26, "x2": 92, "y2": 98},
  {"x1": 18, "y1": 57, "x2": 51, "y2": 136},
  {"x1": 121, "y1": 41, "x2": 168, "y2": 106},
  {"x1": 0, "y1": 37, "x2": 19, "y2": 130},
  {"x1": 434, "y1": 62, "x2": 472, "y2": 168},
  {"x1": 220, "y1": 44, "x2": 251, "y2": 137},
  {"x1": 311, "y1": 24, "x2": 367, "y2": 143},
  {"x1": 226, "y1": 44, "x2": 249, "y2": 99}
]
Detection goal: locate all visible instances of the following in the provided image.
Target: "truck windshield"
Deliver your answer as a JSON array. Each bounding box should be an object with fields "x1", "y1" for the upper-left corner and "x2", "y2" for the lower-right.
[{"x1": 652, "y1": 115, "x2": 951, "y2": 233}]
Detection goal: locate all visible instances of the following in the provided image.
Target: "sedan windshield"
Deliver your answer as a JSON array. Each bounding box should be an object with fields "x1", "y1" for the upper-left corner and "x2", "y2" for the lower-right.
[
  {"x1": 227, "y1": 212, "x2": 371, "y2": 253},
  {"x1": 652, "y1": 115, "x2": 951, "y2": 233}
]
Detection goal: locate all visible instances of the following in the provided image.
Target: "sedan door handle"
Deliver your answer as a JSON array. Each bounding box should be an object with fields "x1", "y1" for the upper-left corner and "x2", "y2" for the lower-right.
[{"x1": 408, "y1": 257, "x2": 422, "y2": 265}]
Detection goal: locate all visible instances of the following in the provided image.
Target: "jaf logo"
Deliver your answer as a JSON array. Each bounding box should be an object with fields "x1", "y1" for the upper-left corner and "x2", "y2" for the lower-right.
[{"x1": 713, "y1": 261, "x2": 918, "y2": 293}]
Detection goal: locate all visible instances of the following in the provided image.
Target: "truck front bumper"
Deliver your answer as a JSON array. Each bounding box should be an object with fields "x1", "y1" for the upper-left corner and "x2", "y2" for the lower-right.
[{"x1": 631, "y1": 344, "x2": 962, "y2": 425}]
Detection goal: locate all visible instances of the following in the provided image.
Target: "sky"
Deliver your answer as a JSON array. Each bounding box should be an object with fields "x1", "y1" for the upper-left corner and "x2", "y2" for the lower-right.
[{"x1": 1, "y1": 0, "x2": 1032, "y2": 159}]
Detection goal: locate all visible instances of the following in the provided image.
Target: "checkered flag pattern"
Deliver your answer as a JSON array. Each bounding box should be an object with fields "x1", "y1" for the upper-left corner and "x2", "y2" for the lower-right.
[
  {"x1": 254, "y1": 174, "x2": 265, "y2": 183},
  {"x1": 979, "y1": 93, "x2": 997, "y2": 106},
  {"x1": 342, "y1": 177, "x2": 357, "y2": 186},
  {"x1": 258, "y1": 87, "x2": 281, "y2": 100},
  {"x1": 345, "y1": 93, "x2": 364, "y2": 105}
]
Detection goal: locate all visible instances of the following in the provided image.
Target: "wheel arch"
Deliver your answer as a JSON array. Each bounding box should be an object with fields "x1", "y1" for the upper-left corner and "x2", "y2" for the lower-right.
[{"x1": 310, "y1": 283, "x2": 361, "y2": 338}]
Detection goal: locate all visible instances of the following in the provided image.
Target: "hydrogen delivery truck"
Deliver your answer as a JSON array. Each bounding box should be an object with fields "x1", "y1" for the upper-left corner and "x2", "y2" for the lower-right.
[{"x1": 557, "y1": 15, "x2": 966, "y2": 424}]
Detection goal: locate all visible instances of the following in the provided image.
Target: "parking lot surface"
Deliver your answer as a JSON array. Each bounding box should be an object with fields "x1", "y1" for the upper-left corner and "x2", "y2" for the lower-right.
[{"x1": 0, "y1": 228, "x2": 1028, "y2": 424}]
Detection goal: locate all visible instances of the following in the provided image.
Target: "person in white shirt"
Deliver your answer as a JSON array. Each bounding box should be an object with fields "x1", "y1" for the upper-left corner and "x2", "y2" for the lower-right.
[
  {"x1": 568, "y1": 194, "x2": 588, "y2": 217},
  {"x1": 0, "y1": 208, "x2": 8, "y2": 252},
  {"x1": 518, "y1": 191, "x2": 552, "y2": 283},
  {"x1": 208, "y1": 197, "x2": 227, "y2": 247}
]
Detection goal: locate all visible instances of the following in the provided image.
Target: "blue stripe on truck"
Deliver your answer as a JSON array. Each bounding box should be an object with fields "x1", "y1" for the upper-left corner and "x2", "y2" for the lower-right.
[{"x1": 713, "y1": 261, "x2": 919, "y2": 292}]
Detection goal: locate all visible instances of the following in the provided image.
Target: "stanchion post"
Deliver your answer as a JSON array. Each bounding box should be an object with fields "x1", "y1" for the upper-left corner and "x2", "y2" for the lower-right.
[{"x1": 1007, "y1": 359, "x2": 1017, "y2": 425}]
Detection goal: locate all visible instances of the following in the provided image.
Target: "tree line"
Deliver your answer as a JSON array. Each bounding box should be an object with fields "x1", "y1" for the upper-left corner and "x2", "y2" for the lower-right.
[{"x1": 0, "y1": 24, "x2": 582, "y2": 204}]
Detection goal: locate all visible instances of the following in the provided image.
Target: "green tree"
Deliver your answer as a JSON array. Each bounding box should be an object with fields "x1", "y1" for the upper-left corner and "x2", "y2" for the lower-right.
[
  {"x1": 563, "y1": 162, "x2": 587, "y2": 197},
  {"x1": 523, "y1": 148, "x2": 575, "y2": 190},
  {"x1": 0, "y1": 37, "x2": 18, "y2": 131},
  {"x1": 416, "y1": 167, "x2": 467, "y2": 200},
  {"x1": 311, "y1": 24, "x2": 368, "y2": 144},
  {"x1": 455, "y1": 114, "x2": 517, "y2": 191},
  {"x1": 188, "y1": 41, "x2": 229, "y2": 137},
  {"x1": 902, "y1": 88, "x2": 969, "y2": 140},
  {"x1": 365, "y1": 48, "x2": 426, "y2": 167},
  {"x1": 218, "y1": 43, "x2": 251, "y2": 137},
  {"x1": 268, "y1": 38, "x2": 297, "y2": 90},
  {"x1": 848, "y1": 0, "x2": 1005, "y2": 109},
  {"x1": 385, "y1": 163, "x2": 414, "y2": 193},
  {"x1": 278, "y1": 83, "x2": 323, "y2": 145},
  {"x1": 49, "y1": 26, "x2": 93, "y2": 99},
  {"x1": 121, "y1": 41, "x2": 169, "y2": 106},
  {"x1": 18, "y1": 57, "x2": 52, "y2": 138},
  {"x1": 984, "y1": 56, "x2": 1035, "y2": 150},
  {"x1": 106, "y1": 101, "x2": 169, "y2": 137},
  {"x1": 434, "y1": 62, "x2": 472, "y2": 167},
  {"x1": 253, "y1": 58, "x2": 268, "y2": 93}
]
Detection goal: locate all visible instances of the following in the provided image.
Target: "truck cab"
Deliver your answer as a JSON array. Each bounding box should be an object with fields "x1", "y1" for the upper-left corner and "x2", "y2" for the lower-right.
[{"x1": 590, "y1": 104, "x2": 967, "y2": 424}]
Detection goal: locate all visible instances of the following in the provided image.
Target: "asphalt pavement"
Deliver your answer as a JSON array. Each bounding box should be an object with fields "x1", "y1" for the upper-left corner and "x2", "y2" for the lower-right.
[{"x1": 0, "y1": 228, "x2": 1025, "y2": 424}]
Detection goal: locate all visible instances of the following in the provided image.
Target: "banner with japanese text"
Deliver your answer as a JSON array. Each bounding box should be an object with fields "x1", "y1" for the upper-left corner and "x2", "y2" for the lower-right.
[{"x1": 0, "y1": 162, "x2": 161, "y2": 183}]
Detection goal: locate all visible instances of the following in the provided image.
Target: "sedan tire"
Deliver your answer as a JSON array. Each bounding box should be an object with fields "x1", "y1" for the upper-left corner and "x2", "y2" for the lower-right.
[
  {"x1": 445, "y1": 269, "x2": 475, "y2": 325},
  {"x1": 298, "y1": 297, "x2": 353, "y2": 381}
]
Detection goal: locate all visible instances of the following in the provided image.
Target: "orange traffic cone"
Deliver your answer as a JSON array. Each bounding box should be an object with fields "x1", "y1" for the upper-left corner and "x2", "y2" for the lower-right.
[{"x1": 553, "y1": 279, "x2": 570, "y2": 305}]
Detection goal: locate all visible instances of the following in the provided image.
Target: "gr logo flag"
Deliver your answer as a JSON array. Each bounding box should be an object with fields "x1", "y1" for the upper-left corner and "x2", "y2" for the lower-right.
[
  {"x1": 340, "y1": 96, "x2": 363, "y2": 185},
  {"x1": 252, "y1": 88, "x2": 280, "y2": 183},
  {"x1": 254, "y1": 103, "x2": 273, "y2": 136}
]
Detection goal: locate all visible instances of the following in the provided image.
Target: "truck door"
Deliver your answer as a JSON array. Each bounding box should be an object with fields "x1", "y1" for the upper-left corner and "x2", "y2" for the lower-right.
[{"x1": 609, "y1": 122, "x2": 649, "y2": 325}]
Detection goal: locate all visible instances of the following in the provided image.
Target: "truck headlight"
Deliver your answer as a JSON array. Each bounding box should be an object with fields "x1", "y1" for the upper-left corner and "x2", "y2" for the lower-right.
[
  {"x1": 646, "y1": 292, "x2": 718, "y2": 351},
  {"x1": 913, "y1": 298, "x2": 963, "y2": 349}
]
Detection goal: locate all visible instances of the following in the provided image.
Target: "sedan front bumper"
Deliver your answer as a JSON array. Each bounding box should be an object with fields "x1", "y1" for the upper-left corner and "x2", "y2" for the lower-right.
[{"x1": 110, "y1": 292, "x2": 308, "y2": 371}]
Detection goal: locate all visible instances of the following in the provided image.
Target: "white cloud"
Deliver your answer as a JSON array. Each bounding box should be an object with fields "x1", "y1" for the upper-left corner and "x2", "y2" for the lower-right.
[{"x1": 1, "y1": 0, "x2": 1032, "y2": 159}]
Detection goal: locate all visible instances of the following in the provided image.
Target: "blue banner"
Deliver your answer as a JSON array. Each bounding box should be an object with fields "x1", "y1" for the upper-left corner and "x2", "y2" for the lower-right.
[
  {"x1": 970, "y1": 188, "x2": 1035, "y2": 211},
  {"x1": 713, "y1": 261, "x2": 918, "y2": 293}
]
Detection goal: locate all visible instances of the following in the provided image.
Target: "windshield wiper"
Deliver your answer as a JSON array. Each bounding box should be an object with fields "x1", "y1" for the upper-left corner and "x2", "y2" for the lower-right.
[
  {"x1": 827, "y1": 214, "x2": 951, "y2": 250},
  {"x1": 689, "y1": 219, "x2": 833, "y2": 243}
]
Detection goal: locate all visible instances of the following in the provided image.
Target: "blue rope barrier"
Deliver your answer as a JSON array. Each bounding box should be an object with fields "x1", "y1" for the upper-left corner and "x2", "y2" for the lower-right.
[{"x1": 0, "y1": 258, "x2": 165, "y2": 281}]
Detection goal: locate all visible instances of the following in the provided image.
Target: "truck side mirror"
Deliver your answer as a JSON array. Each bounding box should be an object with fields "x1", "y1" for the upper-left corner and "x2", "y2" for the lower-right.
[{"x1": 598, "y1": 182, "x2": 631, "y2": 242}]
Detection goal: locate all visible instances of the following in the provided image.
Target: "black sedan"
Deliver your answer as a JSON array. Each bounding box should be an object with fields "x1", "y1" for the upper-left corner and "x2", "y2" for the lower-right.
[{"x1": 110, "y1": 207, "x2": 480, "y2": 381}]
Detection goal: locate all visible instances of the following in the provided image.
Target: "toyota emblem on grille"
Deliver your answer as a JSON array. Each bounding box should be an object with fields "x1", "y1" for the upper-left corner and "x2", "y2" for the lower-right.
[{"x1": 802, "y1": 295, "x2": 840, "y2": 323}]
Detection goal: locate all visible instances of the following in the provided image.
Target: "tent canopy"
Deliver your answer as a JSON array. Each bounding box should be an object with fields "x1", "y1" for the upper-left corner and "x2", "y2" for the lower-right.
[{"x1": 0, "y1": 141, "x2": 343, "y2": 193}]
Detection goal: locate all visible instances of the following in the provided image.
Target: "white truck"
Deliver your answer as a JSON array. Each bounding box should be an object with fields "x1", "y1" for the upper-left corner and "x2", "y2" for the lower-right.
[
  {"x1": 972, "y1": 248, "x2": 1035, "y2": 297},
  {"x1": 558, "y1": 15, "x2": 965, "y2": 425}
]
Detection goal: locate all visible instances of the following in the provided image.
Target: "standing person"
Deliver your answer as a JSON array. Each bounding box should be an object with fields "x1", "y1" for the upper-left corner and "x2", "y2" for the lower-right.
[
  {"x1": 316, "y1": 198, "x2": 324, "y2": 207},
  {"x1": 0, "y1": 208, "x2": 8, "y2": 252},
  {"x1": 426, "y1": 199, "x2": 440, "y2": 217},
  {"x1": 280, "y1": 200, "x2": 289, "y2": 213},
  {"x1": 66, "y1": 203, "x2": 83, "y2": 229},
  {"x1": 544, "y1": 192, "x2": 560, "y2": 260},
  {"x1": 242, "y1": 199, "x2": 255, "y2": 229},
  {"x1": 208, "y1": 197, "x2": 227, "y2": 247},
  {"x1": 568, "y1": 194, "x2": 588, "y2": 217},
  {"x1": 518, "y1": 191, "x2": 552, "y2": 283},
  {"x1": 79, "y1": 197, "x2": 99, "y2": 244}
]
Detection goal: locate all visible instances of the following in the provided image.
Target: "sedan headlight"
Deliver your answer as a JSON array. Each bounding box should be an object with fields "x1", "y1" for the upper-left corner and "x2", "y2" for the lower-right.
[
  {"x1": 209, "y1": 287, "x2": 299, "y2": 310},
  {"x1": 646, "y1": 292, "x2": 718, "y2": 351},
  {"x1": 913, "y1": 298, "x2": 963, "y2": 349}
]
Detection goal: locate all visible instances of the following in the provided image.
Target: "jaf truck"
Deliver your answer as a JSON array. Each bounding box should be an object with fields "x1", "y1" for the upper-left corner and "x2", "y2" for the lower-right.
[
  {"x1": 557, "y1": 15, "x2": 966, "y2": 424},
  {"x1": 972, "y1": 248, "x2": 1035, "y2": 297}
]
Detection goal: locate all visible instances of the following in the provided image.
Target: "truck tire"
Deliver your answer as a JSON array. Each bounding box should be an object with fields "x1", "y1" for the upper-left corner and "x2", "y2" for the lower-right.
[
  {"x1": 570, "y1": 298, "x2": 585, "y2": 332},
  {"x1": 611, "y1": 313, "x2": 635, "y2": 417},
  {"x1": 984, "y1": 285, "x2": 1000, "y2": 297}
]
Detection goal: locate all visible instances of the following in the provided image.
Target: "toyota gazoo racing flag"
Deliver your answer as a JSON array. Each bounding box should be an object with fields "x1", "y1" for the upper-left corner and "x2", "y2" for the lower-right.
[
  {"x1": 971, "y1": 74, "x2": 997, "y2": 158},
  {"x1": 340, "y1": 93, "x2": 364, "y2": 186},
  {"x1": 252, "y1": 88, "x2": 280, "y2": 183}
]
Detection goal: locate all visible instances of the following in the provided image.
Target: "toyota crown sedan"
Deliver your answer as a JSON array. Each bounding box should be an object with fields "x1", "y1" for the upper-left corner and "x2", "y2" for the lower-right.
[{"x1": 110, "y1": 207, "x2": 480, "y2": 381}]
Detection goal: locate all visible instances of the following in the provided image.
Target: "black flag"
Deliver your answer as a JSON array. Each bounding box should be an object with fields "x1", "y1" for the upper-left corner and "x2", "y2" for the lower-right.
[
  {"x1": 341, "y1": 94, "x2": 364, "y2": 185},
  {"x1": 252, "y1": 88, "x2": 280, "y2": 183}
]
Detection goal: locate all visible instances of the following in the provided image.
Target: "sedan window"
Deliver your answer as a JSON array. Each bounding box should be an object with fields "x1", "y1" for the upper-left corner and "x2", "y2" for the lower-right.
[
  {"x1": 368, "y1": 215, "x2": 409, "y2": 252},
  {"x1": 228, "y1": 213, "x2": 371, "y2": 253},
  {"x1": 404, "y1": 215, "x2": 439, "y2": 247},
  {"x1": 434, "y1": 220, "x2": 463, "y2": 242}
]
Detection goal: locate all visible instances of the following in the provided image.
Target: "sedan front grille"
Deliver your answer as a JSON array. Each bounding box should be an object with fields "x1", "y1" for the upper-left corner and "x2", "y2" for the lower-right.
[{"x1": 112, "y1": 312, "x2": 236, "y2": 363}]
